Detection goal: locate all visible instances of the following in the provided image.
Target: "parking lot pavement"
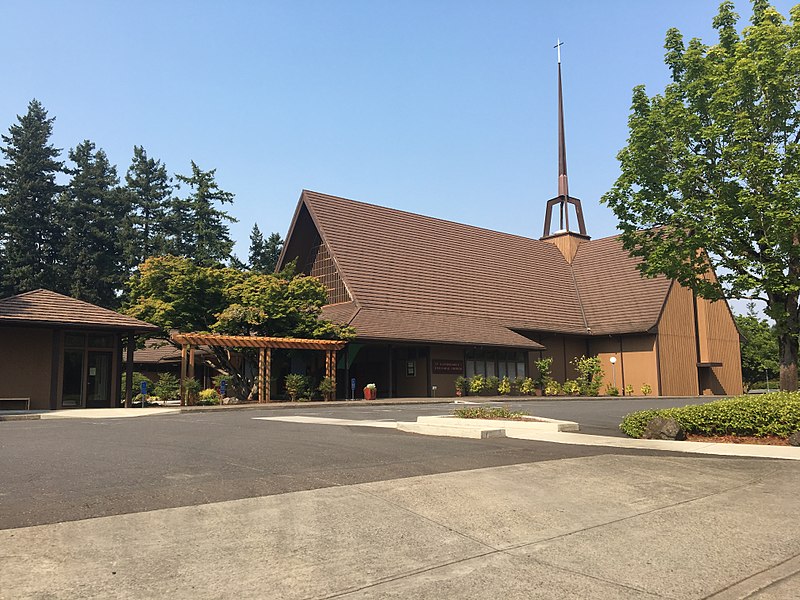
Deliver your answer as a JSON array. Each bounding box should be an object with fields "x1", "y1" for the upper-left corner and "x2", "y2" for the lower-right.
[{"x1": 2, "y1": 453, "x2": 798, "y2": 599}]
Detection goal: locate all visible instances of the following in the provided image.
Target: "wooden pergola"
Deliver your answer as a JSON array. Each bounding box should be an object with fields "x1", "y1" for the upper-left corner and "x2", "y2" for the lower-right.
[{"x1": 171, "y1": 333, "x2": 348, "y2": 404}]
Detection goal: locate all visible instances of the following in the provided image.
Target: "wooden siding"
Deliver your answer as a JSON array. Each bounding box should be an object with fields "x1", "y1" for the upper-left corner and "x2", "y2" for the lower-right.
[
  {"x1": 696, "y1": 295, "x2": 743, "y2": 395},
  {"x1": 656, "y1": 283, "x2": 700, "y2": 396},
  {"x1": 542, "y1": 232, "x2": 587, "y2": 263},
  {"x1": 0, "y1": 326, "x2": 53, "y2": 410},
  {"x1": 586, "y1": 335, "x2": 658, "y2": 395}
]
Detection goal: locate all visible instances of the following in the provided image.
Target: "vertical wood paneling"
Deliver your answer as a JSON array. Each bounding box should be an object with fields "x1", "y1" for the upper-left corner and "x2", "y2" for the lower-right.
[
  {"x1": 657, "y1": 284, "x2": 699, "y2": 396},
  {"x1": 697, "y1": 295, "x2": 743, "y2": 395}
]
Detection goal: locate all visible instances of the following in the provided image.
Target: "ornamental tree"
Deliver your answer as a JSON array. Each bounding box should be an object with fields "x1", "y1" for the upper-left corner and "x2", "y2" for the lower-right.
[{"x1": 603, "y1": 1, "x2": 800, "y2": 390}]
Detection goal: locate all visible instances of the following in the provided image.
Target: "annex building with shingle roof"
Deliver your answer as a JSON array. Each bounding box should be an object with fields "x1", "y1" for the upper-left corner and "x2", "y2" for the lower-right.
[
  {"x1": 0, "y1": 289, "x2": 159, "y2": 409},
  {"x1": 277, "y1": 189, "x2": 743, "y2": 399}
]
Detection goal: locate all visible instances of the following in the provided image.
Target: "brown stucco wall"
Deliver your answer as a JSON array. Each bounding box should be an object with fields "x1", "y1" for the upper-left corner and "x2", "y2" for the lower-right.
[{"x1": 0, "y1": 326, "x2": 54, "y2": 410}]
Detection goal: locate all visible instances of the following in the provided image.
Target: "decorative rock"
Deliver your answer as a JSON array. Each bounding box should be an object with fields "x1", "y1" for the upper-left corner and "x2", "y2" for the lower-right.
[
  {"x1": 788, "y1": 431, "x2": 800, "y2": 447},
  {"x1": 642, "y1": 416, "x2": 686, "y2": 441}
]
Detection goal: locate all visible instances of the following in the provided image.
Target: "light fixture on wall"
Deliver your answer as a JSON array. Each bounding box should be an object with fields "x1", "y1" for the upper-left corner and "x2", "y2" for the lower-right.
[{"x1": 609, "y1": 356, "x2": 617, "y2": 389}]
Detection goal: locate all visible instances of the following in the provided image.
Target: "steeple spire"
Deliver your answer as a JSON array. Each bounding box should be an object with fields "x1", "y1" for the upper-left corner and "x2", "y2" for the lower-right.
[
  {"x1": 542, "y1": 39, "x2": 589, "y2": 250},
  {"x1": 556, "y1": 38, "x2": 569, "y2": 202}
]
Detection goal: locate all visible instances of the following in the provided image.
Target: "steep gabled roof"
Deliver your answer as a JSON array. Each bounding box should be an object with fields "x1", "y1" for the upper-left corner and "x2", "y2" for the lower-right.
[
  {"x1": 0, "y1": 289, "x2": 159, "y2": 332},
  {"x1": 284, "y1": 190, "x2": 673, "y2": 345}
]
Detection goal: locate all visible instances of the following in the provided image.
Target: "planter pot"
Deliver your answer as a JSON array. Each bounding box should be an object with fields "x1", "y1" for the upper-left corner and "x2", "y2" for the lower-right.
[{"x1": 363, "y1": 387, "x2": 377, "y2": 400}]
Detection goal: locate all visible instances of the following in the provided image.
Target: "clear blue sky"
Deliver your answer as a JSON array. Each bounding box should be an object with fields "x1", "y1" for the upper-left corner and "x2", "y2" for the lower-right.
[{"x1": 2, "y1": 0, "x2": 795, "y2": 265}]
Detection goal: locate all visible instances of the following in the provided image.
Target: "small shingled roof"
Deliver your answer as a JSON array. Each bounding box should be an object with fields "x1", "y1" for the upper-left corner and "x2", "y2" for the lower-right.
[
  {"x1": 0, "y1": 289, "x2": 160, "y2": 332},
  {"x1": 286, "y1": 191, "x2": 674, "y2": 345}
]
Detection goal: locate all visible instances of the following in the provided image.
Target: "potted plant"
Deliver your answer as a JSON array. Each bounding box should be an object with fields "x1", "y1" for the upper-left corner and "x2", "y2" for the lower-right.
[{"x1": 364, "y1": 383, "x2": 377, "y2": 400}]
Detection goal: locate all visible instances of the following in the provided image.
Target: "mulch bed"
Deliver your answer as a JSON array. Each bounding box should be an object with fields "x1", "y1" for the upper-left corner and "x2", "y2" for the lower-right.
[{"x1": 686, "y1": 434, "x2": 790, "y2": 446}]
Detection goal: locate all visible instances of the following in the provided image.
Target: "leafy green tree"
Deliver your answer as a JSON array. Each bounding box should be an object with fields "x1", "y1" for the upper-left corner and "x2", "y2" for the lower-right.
[
  {"x1": 169, "y1": 161, "x2": 236, "y2": 265},
  {"x1": 123, "y1": 256, "x2": 353, "y2": 399},
  {"x1": 0, "y1": 99, "x2": 64, "y2": 295},
  {"x1": 248, "y1": 223, "x2": 284, "y2": 273},
  {"x1": 59, "y1": 140, "x2": 124, "y2": 306},
  {"x1": 122, "y1": 146, "x2": 173, "y2": 270},
  {"x1": 602, "y1": 1, "x2": 800, "y2": 390},
  {"x1": 735, "y1": 303, "x2": 780, "y2": 389}
]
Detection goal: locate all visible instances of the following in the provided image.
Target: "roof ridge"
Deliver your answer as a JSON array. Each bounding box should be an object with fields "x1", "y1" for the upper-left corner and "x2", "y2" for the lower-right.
[
  {"x1": 0, "y1": 288, "x2": 45, "y2": 302},
  {"x1": 303, "y1": 190, "x2": 555, "y2": 248}
]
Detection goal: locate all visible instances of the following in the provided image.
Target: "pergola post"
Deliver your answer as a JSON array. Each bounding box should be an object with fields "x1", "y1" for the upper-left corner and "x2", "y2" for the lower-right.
[
  {"x1": 180, "y1": 343, "x2": 187, "y2": 406},
  {"x1": 325, "y1": 351, "x2": 331, "y2": 401},
  {"x1": 331, "y1": 350, "x2": 337, "y2": 401},
  {"x1": 188, "y1": 345, "x2": 196, "y2": 405},
  {"x1": 258, "y1": 348, "x2": 265, "y2": 403},
  {"x1": 265, "y1": 348, "x2": 271, "y2": 403},
  {"x1": 125, "y1": 332, "x2": 135, "y2": 408}
]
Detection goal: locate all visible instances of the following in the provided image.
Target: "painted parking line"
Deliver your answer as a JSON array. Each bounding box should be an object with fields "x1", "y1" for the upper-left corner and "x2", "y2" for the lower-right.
[{"x1": 253, "y1": 415, "x2": 399, "y2": 428}]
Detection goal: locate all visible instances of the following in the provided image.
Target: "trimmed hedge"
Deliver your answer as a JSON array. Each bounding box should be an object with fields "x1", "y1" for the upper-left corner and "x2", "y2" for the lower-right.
[{"x1": 620, "y1": 392, "x2": 800, "y2": 439}]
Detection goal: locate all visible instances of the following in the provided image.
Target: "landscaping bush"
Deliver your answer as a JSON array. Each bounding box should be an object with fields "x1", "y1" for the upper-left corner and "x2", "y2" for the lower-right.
[
  {"x1": 454, "y1": 376, "x2": 468, "y2": 395},
  {"x1": 544, "y1": 380, "x2": 562, "y2": 396},
  {"x1": 183, "y1": 378, "x2": 202, "y2": 405},
  {"x1": 469, "y1": 375, "x2": 486, "y2": 394},
  {"x1": 498, "y1": 376, "x2": 511, "y2": 395},
  {"x1": 485, "y1": 376, "x2": 500, "y2": 394},
  {"x1": 620, "y1": 392, "x2": 800, "y2": 439},
  {"x1": 122, "y1": 371, "x2": 153, "y2": 395},
  {"x1": 640, "y1": 383, "x2": 652, "y2": 396},
  {"x1": 573, "y1": 355, "x2": 603, "y2": 396},
  {"x1": 153, "y1": 373, "x2": 180, "y2": 402},
  {"x1": 534, "y1": 357, "x2": 554, "y2": 392},
  {"x1": 453, "y1": 406, "x2": 529, "y2": 420},
  {"x1": 285, "y1": 374, "x2": 310, "y2": 402},
  {"x1": 605, "y1": 384, "x2": 620, "y2": 396},
  {"x1": 197, "y1": 388, "x2": 220, "y2": 405},
  {"x1": 520, "y1": 377, "x2": 537, "y2": 395},
  {"x1": 562, "y1": 379, "x2": 580, "y2": 396},
  {"x1": 317, "y1": 376, "x2": 335, "y2": 399},
  {"x1": 624, "y1": 384, "x2": 634, "y2": 396}
]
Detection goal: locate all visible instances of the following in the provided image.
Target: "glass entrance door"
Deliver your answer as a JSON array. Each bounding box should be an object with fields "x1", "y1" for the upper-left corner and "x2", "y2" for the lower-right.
[{"x1": 86, "y1": 351, "x2": 112, "y2": 408}]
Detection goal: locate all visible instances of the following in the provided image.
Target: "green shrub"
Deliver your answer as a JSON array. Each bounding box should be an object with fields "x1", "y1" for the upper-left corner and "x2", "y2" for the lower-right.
[
  {"x1": 640, "y1": 383, "x2": 652, "y2": 396},
  {"x1": 453, "y1": 406, "x2": 529, "y2": 420},
  {"x1": 544, "y1": 380, "x2": 562, "y2": 396},
  {"x1": 605, "y1": 384, "x2": 620, "y2": 396},
  {"x1": 498, "y1": 376, "x2": 511, "y2": 395},
  {"x1": 183, "y1": 378, "x2": 201, "y2": 404},
  {"x1": 534, "y1": 357, "x2": 553, "y2": 391},
  {"x1": 197, "y1": 388, "x2": 220, "y2": 405},
  {"x1": 317, "y1": 376, "x2": 335, "y2": 398},
  {"x1": 573, "y1": 355, "x2": 603, "y2": 396},
  {"x1": 285, "y1": 374, "x2": 310, "y2": 402},
  {"x1": 485, "y1": 376, "x2": 500, "y2": 394},
  {"x1": 122, "y1": 371, "x2": 153, "y2": 395},
  {"x1": 454, "y1": 376, "x2": 468, "y2": 395},
  {"x1": 562, "y1": 379, "x2": 580, "y2": 395},
  {"x1": 624, "y1": 384, "x2": 634, "y2": 396},
  {"x1": 469, "y1": 375, "x2": 486, "y2": 393},
  {"x1": 520, "y1": 377, "x2": 537, "y2": 395},
  {"x1": 153, "y1": 373, "x2": 180, "y2": 402},
  {"x1": 619, "y1": 392, "x2": 800, "y2": 439}
]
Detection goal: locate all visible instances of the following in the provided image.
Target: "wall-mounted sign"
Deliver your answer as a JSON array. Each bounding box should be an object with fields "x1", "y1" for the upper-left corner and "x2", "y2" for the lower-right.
[{"x1": 432, "y1": 360, "x2": 464, "y2": 375}]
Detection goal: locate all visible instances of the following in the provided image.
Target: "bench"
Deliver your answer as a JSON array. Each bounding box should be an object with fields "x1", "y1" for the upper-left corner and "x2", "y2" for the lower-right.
[{"x1": 0, "y1": 397, "x2": 31, "y2": 410}]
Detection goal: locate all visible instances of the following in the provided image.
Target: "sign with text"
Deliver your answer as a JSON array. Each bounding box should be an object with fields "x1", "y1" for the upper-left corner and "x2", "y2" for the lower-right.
[{"x1": 432, "y1": 360, "x2": 464, "y2": 375}]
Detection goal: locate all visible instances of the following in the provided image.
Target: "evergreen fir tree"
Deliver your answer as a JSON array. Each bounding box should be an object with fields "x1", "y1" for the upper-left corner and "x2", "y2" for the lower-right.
[
  {"x1": 122, "y1": 145, "x2": 173, "y2": 270},
  {"x1": 170, "y1": 161, "x2": 236, "y2": 266},
  {"x1": 248, "y1": 224, "x2": 283, "y2": 273},
  {"x1": 59, "y1": 140, "x2": 123, "y2": 307},
  {"x1": 0, "y1": 99, "x2": 64, "y2": 295}
]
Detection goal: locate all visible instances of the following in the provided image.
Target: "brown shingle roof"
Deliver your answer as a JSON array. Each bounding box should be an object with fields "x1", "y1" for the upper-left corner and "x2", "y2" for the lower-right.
[
  {"x1": 290, "y1": 191, "x2": 673, "y2": 345},
  {"x1": 0, "y1": 289, "x2": 160, "y2": 332},
  {"x1": 572, "y1": 236, "x2": 672, "y2": 335}
]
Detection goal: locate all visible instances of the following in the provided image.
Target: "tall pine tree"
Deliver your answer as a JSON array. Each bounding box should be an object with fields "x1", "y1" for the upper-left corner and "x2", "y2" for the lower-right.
[
  {"x1": 0, "y1": 99, "x2": 64, "y2": 296},
  {"x1": 170, "y1": 161, "x2": 236, "y2": 266},
  {"x1": 122, "y1": 145, "x2": 173, "y2": 270},
  {"x1": 248, "y1": 223, "x2": 283, "y2": 273},
  {"x1": 59, "y1": 140, "x2": 124, "y2": 307}
]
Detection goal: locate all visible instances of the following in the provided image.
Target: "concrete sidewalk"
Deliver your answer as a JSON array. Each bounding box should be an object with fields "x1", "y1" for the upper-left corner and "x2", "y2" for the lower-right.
[{"x1": 2, "y1": 454, "x2": 798, "y2": 599}]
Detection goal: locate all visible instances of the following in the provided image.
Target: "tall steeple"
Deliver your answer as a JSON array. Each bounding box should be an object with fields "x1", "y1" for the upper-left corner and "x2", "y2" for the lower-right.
[{"x1": 542, "y1": 39, "x2": 589, "y2": 262}]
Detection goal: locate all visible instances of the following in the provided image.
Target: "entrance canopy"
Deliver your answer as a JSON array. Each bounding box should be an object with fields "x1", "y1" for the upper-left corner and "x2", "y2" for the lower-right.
[{"x1": 170, "y1": 333, "x2": 348, "y2": 403}]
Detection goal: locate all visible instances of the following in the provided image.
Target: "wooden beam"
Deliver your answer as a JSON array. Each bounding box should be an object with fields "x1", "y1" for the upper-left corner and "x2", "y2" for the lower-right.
[
  {"x1": 188, "y1": 345, "x2": 196, "y2": 405},
  {"x1": 331, "y1": 350, "x2": 337, "y2": 401},
  {"x1": 180, "y1": 343, "x2": 187, "y2": 407},
  {"x1": 265, "y1": 348, "x2": 271, "y2": 403},
  {"x1": 125, "y1": 333, "x2": 135, "y2": 409},
  {"x1": 325, "y1": 351, "x2": 331, "y2": 401},
  {"x1": 258, "y1": 348, "x2": 265, "y2": 403}
]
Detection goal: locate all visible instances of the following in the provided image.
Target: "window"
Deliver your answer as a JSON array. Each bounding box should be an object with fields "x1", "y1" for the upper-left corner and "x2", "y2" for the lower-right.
[{"x1": 465, "y1": 349, "x2": 527, "y2": 380}]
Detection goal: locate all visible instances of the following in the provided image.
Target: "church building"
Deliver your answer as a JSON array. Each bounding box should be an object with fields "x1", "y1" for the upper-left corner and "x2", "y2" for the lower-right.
[{"x1": 276, "y1": 52, "x2": 743, "y2": 399}]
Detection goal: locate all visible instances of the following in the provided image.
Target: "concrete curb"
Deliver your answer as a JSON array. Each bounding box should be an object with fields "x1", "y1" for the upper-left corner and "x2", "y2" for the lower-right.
[{"x1": 416, "y1": 415, "x2": 580, "y2": 433}]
